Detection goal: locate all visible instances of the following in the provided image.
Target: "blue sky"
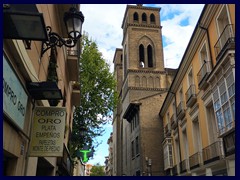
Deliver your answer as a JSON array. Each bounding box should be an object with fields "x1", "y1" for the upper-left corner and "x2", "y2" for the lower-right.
[{"x1": 80, "y1": 4, "x2": 204, "y2": 166}]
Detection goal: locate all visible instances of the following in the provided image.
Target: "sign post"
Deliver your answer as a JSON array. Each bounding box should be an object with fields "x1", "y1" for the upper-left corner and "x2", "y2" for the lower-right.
[{"x1": 29, "y1": 106, "x2": 66, "y2": 157}]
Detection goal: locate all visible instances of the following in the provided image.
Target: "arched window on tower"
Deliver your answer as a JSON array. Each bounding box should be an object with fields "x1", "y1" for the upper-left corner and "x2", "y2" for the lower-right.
[
  {"x1": 150, "y1": 14, "x2": 155, "y2": 24},
  {"x1": 139, "y1": 44, "x2": 145, "y2": 68},
  {"x1": 133, "y1": 12, "x2": 139, "y2": 22},
  {"x1": 142, "y1": 13, "x2": 147, "y2": 23},
  {"x1": 147, "y1": 45, "x2": 153, "y2": 67}
]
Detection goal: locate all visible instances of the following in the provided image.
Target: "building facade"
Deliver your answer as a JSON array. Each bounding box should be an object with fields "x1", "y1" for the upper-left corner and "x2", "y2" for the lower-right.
[
  {"x1": 159, "y1": 4, "x2": 235, "y2": 176},
  {"x1": 105, "y1": 133, "x2": 113, "y2": 176},
  {"x1": 112, "y1": 4, "x2": 176, "y2": 176},
  {"x1": 3, "y1": 4, "x2": 82, "y2": 176}
]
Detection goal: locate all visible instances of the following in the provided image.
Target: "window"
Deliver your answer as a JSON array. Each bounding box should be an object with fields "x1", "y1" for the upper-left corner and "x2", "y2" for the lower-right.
[
  {"x1": 142, "y1": 13, "x2": 147, "y2": 23},
  {"x1": 131, "y1": 120, "x2": 133, "y2": 132},
  {"x1": 136, "y1": 112, "x2": 139, "y2": 126},
  {"x1": 198, "y1": 42, "x2": 211, "y2": 87},
  {"x1": 174, "y1": 138, "x2": 180, "y2": 165},
  {"x1": 212, "y1": 71, "x2": 235, "y2": 136},
  {"x1": 216, "y1": 5, "x2": 231, "y2": 39},
  {"x1": 199, "y1": 42, "x2": 210, "y2": 64},
  {"x1": 192, "y1": 118, "x2": 202, "y2": 153},
  {"x1": 215, "y1": 5, "x2": 233, "y2": 59},
  {"x1": 163, "y1": 138, "x2": 173, "y2": 170},
  {"x1": 182, "y1": 129, "x2": 189, "y2": 160},
  {"x1": 147, "y1": 45, "x2": 153, "y2": 67},
  {"x1": 131, "y1": 140, "x2": 135, "y2": 158},
  {"x1": 206, "y1": 103, "x2": 218, "y2": 144},
  {"x1": 130, "y1": 111, "x2": 139, "y2": 132},
  {"x1": 124, "y1": 45, "x2": 127, "y2": 78},
  {"x1": 223, "y1": 132, "x2": 235, "y2": 156},
  {"x1": 164, "y1": 113, "x2": 171, "y2": 137},
  {"x1": 136, "y1": 136, "x2": 139, "y2": 155},
  {"x1": 186, "y1": 68, "x2": 197, "y2": 107},
  {"x1": 150, "y1": 14, "x2": 155, "y2": 24},
  {"x1": 139, "y1": 44, "x2": 145, "y2": 67},
  {"x1": 133, "y1": 12, "x2": 139, "y2": 22},
  {"x1": 188, "y1": 68, "x2": 194, "y2": 86},
  {"x1": 179, "y1": 88, "x2": 184, "y2": 102},
  {"x1": 136, "y1": 170, "x2": 141, "y2": 176}
]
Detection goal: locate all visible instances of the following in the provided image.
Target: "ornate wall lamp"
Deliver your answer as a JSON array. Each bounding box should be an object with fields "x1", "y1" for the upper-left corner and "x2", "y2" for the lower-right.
[
  {"x1": 41, "y1": 7, "x2": 84, "y2": 56},
  {"x1": 3, "y1": 4, "x2": 84, "y2": 105},
  {"x1": 3, "y1": 4, "x2": 84, "y2": 56}
]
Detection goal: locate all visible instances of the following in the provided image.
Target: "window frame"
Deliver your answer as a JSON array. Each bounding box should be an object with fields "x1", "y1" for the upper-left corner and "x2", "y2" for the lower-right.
[{"x1": 212, "y1": 71, "x2": 235, "y2": 136}]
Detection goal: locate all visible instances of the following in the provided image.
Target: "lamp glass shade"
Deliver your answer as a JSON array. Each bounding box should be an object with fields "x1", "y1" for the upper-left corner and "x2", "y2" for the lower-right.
[
  {"x1": 64, "y1": 8, "x2": 84, "y2": 39},
  {"x1": 4, "y1": 12, "x2": 48, "y2": 41},
  {"x1": 42, "y1": 90, "x2": 62, "y2": 100},
  {"x1": 26, "y1": 81, "x2": 63, "y2": 100}
]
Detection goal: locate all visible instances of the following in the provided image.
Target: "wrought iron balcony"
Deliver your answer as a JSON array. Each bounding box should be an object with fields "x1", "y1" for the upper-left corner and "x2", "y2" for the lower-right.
[
  {"x1": 197, "y1": 61, "x2": 211, "y2": 90},
  {"x1": 170, "y1": 113, "x2": 177, "y2": 129},
  {"x1": 172, "y1": 165, "x2": 178, "y2": 176},
  {"x1": 164, "y1": 123, "x2": 171, "y2": 137},
  {"x1": 185, "y1": 85, "x2": 197, "y2": 107},
  {"x1": 180, "y1": 159, "x2": 189, "y2": 173},
  {"x1": 177, "y1": 101, "x2": 185, "y2": 120},
  {"x1": 202, "y1": 141, "x2": 224, "y2": 165},
  {"x1": 214, "y1": 24, "x2": 235, "y2": 62},
  {"x1": 189, "y1": 152, "x2": 202, "y2": 170}
]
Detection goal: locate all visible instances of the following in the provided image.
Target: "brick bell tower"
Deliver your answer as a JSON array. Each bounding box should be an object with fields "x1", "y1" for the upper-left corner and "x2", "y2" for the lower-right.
[{"x1": 112, "y1": 4, "x2": 176, "y2": 176}]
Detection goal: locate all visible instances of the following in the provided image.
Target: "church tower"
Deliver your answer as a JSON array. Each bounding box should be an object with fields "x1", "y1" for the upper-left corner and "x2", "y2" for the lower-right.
[{"x1": 112, "y1": 4, "x2": 176, "y2": 176}]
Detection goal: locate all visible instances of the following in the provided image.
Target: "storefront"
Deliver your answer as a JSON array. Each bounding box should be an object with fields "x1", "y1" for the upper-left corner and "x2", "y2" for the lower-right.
[{"x1": 3, "y1": 53, "x2": 31, "y2": 175}]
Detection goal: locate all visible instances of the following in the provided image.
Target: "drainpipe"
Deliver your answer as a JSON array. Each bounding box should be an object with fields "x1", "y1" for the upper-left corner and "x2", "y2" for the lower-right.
[{"x1": 198, "y1": 23, "x2": 214, "y2": 70}]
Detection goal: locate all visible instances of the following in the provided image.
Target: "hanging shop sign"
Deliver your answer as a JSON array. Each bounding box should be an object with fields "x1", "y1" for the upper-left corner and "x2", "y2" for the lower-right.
[
  {"x1": 29, "y1": 106, "x2": 66, "y2": 157},
  {"x1": 3, "y1": 55, "x2": 28, "y2": 130}
]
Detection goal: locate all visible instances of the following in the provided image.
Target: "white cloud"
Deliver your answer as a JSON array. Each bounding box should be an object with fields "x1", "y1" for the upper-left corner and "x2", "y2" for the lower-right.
[
  {"x1": 81, "y1": 4, "x2": 126, "y2": 72},
  {"x1": 159, "y1": 4, "x2": 204, "y2": 68}
]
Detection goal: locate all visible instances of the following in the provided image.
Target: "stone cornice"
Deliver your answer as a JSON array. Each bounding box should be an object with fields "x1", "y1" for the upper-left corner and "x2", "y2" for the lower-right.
[
  {"x1": 127, "y1": 5, "x2": 161, "y2": 12},
  {"x1": 127, "y1": 23, "x2": 161, "y2": 29},
  {"x1": 128, "y1": 69, "x2": 166, "y2": 74},
  {"x1": 122, "y1": 86, "x2": 168, "y2": 103},
  {"x1": 129, "y1": 87, "x2": 168, "y2": 92}
]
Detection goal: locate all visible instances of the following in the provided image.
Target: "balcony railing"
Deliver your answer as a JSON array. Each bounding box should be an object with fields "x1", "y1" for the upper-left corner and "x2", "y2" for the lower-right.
[
  {"x1": 164, "y1": 123, "x2": 171, "y2": 137},
  {"x1": 170, "y1": 113, "x2": 177, "y2": 129},
  {"x1": 180, "y1": 159, "x2": 189, "y2": 173},
  {"x1": 197, "y1": 61, "x2": 211, "y2": 89},
  {"x1": 177, "y1": 101, "x2": 185, "y2": 120},
  {"x1": 214, "y1": 24, "x2": 235, "y2": 61},
  {"x1": 185, "y1": 85, "x2": 197, "y2": 107},
  {"x1": 189, "y1": 152, "x2": 202, "y2": 170},
  {"x1": 172, "y1": 165, "x2": 178, "y2": 176},
  {"x1": 202, "y1": 141, "x2": 224, "y2": 165}
]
